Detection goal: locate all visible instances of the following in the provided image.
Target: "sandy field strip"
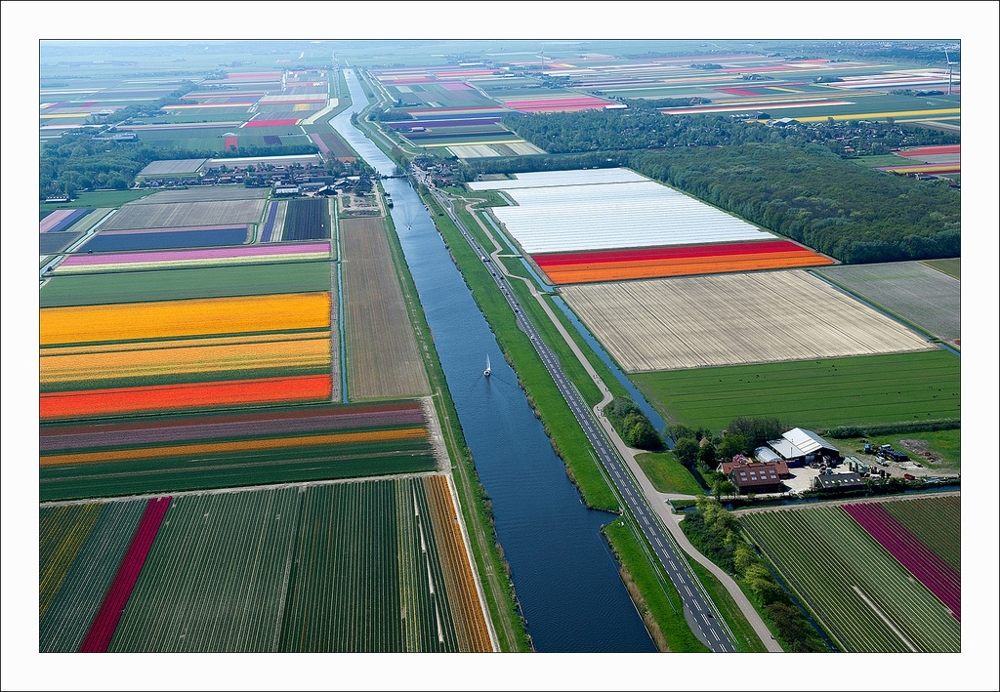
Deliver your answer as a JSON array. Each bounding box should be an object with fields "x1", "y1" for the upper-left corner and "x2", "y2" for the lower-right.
[
  {"x1": 102, "y1": 200, "x2": 267, "y2": 230},
  {"x1": 340, "y1": 218, "x2": 430, "y2": 399},
  {"x1": 561, "y1": 270, "x2": 935, "y2": 372},
  {"x1": 129, "y1": 187, "x2": 268, "y2": 204},
  {"x1": 813, "y1": 262, "x2": 960, "y2": 342}
]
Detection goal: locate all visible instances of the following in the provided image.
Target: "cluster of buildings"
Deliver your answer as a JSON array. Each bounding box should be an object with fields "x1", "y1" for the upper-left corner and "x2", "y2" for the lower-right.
[
  {"x1": 136, "y1": 155, "x2": 373, "y2": 197},
  {"x1": 718, "y1": 427, "x2": 868, "y2": 495}
]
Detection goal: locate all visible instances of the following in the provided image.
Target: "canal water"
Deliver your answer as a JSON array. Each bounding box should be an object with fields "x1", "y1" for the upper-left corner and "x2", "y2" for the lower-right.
[{"x1": 332, "y1": 71, "x2": 655, "y2": 652}]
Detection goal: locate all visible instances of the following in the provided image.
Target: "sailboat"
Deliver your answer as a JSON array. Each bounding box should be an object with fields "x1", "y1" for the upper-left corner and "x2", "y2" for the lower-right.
[{"x1": 484, "y1": 354, "x2": 491, "y2": 378}]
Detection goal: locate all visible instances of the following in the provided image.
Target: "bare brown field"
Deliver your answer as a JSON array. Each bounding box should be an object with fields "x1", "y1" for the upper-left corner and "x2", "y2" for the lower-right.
[
  {"x1": 561, "y1": 270, "x2": 935, "y2": 372},
  {"x1": 341, "y1": 217, "x2": 429, "y2": 399},
  {"x1": 424, "y1": 474, "x2": 493, "y2": 652},
  {"x1": 101, "y1": 200, "x2": 267, "y2": 230}
]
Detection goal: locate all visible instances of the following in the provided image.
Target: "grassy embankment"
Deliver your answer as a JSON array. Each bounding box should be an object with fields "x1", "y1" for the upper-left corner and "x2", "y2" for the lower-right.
[
  {"x1": 381, "y1": 200, "x2": 532, "y2": 652},
  {"x1": 603, "y1": 519, "x2": 709, "y2": 653}
]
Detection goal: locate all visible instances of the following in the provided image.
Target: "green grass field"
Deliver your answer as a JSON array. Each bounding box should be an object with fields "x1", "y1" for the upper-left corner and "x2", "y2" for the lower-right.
[
  {"x1": 40, "y1": 189, "x2": 154, "y2": 211},
  {"x1": 851, "y1": 154, "x2": 908, "y2": 167},
  {"x1": 635, "y1": 452, "x2": 705, "y2": 495},
  {"x1": 40, "y1": 261, "x2": 332, "y2": 307},
  {"x1": 633, "y1": 350, "x2": 960, "y2": 433},
  {"x1": 921, "y1": 258, "x2": 961, "y2": 280}
]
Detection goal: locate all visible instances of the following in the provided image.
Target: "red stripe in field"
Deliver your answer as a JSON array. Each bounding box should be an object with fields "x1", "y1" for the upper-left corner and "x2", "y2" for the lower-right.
[
  {"x1": 40, "y1": 375, "x2": 333, "y2": 419},
  {"x1": 534, "y1": 240, "x2": 804, "y2": 268},
  {"x1": 223, "y1": 136, "x2": 238, "y2": 149},
  {"x1": 715, "y1": 87, "x2": 762, "y2": 96},
  {"x1": 244, "y1": 119, "x2": 299, "y2": 127},
  {"x1": 896, "y1": 145, "x2": 961, "y2": 157},
  {"x1": 842, "y1": 503, "x2": 960, "y2": 621},
  {"x1": 79, "y1": 496, "x2": 171, "y2": 652}
]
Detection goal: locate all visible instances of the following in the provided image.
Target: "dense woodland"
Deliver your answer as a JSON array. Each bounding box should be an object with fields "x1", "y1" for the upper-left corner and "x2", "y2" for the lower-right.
[
  {"x1": 630, "y1": 144, "x2": 959, "y2": 263},
  {"x1": 468, "y1": 113, "x2": 961, "y2": 264},
  {"x1": 501, "y1": 111, "x2": 959, "y2": 156}
]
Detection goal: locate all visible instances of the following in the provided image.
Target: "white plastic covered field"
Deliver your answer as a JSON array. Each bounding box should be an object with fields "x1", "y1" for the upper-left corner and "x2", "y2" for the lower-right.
[{"x1": 468, "y1": 168, "x2": 773, "y2": 254}]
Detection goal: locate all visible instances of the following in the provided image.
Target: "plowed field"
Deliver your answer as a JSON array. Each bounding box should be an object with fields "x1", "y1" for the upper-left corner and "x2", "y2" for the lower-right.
[
  {"x1": 561, "y1": 270, "x2": 934, "y2": 372},
  {"x1": 341, "y1": 217, "x2": 429, "y2": 399}
]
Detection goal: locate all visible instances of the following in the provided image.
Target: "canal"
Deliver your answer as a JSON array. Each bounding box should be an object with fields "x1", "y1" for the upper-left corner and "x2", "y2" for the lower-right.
[{"x1": 330, "y1": 69, "x2": 655, "y2": 652}]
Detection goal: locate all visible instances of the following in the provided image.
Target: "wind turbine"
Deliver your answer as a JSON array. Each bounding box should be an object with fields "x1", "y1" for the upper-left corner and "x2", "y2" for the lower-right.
[{"x1": 944, "y1": 48, "x2": 958, "y2": 96}]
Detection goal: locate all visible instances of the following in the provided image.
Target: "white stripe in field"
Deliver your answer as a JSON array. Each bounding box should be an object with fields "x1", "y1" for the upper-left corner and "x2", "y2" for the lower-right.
[{"x1": 468, "y1": 167, "x2": 647, "y2": 190}]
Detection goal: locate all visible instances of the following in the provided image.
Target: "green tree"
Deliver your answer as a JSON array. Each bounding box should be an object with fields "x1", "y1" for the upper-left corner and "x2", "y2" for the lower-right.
[
  {"x1": 673, "y1": 437, "x2": 700, "y2": 468},
  {"x1": 717, "y1": 434, "x2": 747, "y2": 461},
  {"x1": 697, "y1": 442, "x2": 717, "y2": 468}
]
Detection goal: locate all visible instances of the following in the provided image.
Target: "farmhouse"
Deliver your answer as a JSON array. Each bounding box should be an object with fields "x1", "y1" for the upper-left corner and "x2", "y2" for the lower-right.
[
  {"x1": 720, "y1": 459, "x2": 790, "y2": 494},
  {"x1": 766, "y1": 427, "x2": 841, "y2": 467},
  {"x1": 812, "y1": 471, "x2": 866, "y2": 492}
]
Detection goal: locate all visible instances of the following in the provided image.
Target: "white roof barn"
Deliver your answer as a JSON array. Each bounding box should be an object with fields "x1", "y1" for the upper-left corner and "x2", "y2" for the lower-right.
[
  {"x1": 783, "y1": 428, "x2": 838, "y2": 456},
  {"x1": 766, "y1": 428, "x2": 839, "y2": 462}
]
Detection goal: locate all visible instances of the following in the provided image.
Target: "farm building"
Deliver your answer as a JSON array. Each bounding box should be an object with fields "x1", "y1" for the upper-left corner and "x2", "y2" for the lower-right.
[
  {"x1": 720, "y1": 459, "x2": 790, "y2": 494},
  {"x1": 754, "y1": 446, "x2": 783, "y2": 464},
  {"x1": 811, "y1": 471, "x2": 866, "y2": 492},
  {"x1": 766, "y1": 427, "x2": 841, "y2": 467}
]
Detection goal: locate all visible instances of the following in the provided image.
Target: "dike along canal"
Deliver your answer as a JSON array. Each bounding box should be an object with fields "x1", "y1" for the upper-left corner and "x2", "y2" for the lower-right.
[{"x1": 332, "y1": 70, "x2": 655, "y2": 652}]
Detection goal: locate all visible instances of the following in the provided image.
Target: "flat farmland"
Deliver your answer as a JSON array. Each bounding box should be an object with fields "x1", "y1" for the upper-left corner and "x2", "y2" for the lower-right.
[
  {"x1": 39, "y1": 401, "x2": 435, "y2": 501},
  {"x1": 128, "y1": 187, "x2": 267, "y2": 204},
  {"x1": 43, "y1": 476, "x2": 490, "y2": 652},
  {"x1": 632, "y1": 350, "x2": 959, "y2": 431},
  {"x1": 39, "y1": 500, "x2": 147, "y2": 651},
  {"x1": 41, "y1": 261, "x2": 331, "y2": 307},
  {"x1": 76, "y1": 226, "x2": 249, "y2": 253},
  {"x1": 135, "y1": 159, "x2": 208, "y2": 177},
  {"x1": 341, "y1": 217, "x2": 430, "y2": 400},
  {"x1": 742, "y1": 500, "x2": 960, "y2": 652},
  {"x1": 535, "y1": 240, "x2": 832, "y2": 284},
  {"x1": 51, "y1": 242, "x2": 331, "y2": 277},
  {"x1": 40, "y1": 231, "x2": 86, "y2": 255},
  {"x1": 283, "y1": 198, "x2": 330, "y2": 241},
  {"x1": 109, "y1": 488, "x2": 302, "y2": 652},
  {"x1": 279, "y1": 477, "x2": 490, "y2": 652},
  {"x1": 814, "y1": 262, "x2": 961, "y2": 341},
  {"x1": 921, "y1": 258, "x2": 960, "y2": 280},
  {"x1": 40, "y1": 292, "x2": 333, "y2": 420},
  {"x1": 101, "y1": 199, "x2": 267, "y2": 230},
  {"x1": 561, "y1": 270, "x2": 934, "y2": 373}
]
